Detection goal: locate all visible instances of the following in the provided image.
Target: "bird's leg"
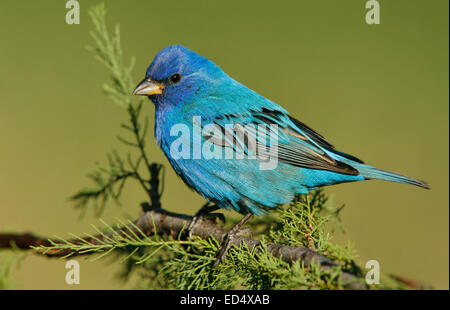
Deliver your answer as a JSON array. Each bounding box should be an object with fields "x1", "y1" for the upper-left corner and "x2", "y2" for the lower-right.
[
  {"x1": 187, "y1": 202, "x2": 224, "y2": 239},
  {"x1": 213, "y1": 212, "x2": 253, "y2": 267}
]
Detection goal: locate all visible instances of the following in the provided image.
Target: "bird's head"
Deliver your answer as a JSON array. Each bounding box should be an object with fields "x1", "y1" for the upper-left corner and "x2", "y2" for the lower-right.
[{"x1": 133, "y1": 45, "x2": 224, "y2": 106}]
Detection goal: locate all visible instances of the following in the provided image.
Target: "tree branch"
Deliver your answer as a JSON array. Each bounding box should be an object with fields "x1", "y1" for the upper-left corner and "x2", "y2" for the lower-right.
[{"x1": 0, "y1": 202, "x2": 368, "y2": 290}]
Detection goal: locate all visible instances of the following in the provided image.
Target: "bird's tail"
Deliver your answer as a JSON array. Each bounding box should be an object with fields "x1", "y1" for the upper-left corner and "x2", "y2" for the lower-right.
[{"x1": 357, "y1": 165, "x2": 430, "y2": 189}]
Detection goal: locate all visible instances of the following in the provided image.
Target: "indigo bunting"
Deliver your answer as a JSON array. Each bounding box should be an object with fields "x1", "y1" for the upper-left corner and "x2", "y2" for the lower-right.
[{"x1": 133, "y1": 45, "x2": 429, "y2": 261}]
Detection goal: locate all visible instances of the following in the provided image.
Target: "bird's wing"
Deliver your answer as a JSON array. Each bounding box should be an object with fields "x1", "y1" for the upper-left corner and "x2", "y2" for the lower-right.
[
  {"x1": 204, "y1": 108, "x2": 361, "y2": 176},
  {"x1": 286, "y1": 114, "x2": 365, "y2": 164}
]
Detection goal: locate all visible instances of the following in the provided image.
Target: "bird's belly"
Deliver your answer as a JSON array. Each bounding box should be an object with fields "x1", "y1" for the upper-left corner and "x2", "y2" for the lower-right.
[{"x1": 160, "y1": 147, "x2": 308, "y2": 214}]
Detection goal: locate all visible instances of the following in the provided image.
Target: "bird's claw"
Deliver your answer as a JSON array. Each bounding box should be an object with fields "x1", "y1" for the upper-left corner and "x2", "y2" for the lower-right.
[
  {"x1": 213, "y1": 227, "x2": 252, "y2": 267},
  {"x1": 187, "y1": 204, "x2": 224, "y2": 239},
  {"x1": 202, "y1": 212, "x2": 226, "y2": 225}
]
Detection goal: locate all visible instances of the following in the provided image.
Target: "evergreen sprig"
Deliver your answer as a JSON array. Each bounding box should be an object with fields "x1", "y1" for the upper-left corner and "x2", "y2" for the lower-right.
[
  {"x1": 35, "y1": 188, "x2": 367, "y2": 290},
  {"x1": 71, "y1": 3, "x2": 162, "y2": 216},
  {"x1": 0, "y1": 250, "x2": 27, "y2": 289},
  {"x1": 144, "y1": 190, "x2": 363, "y2": 290},
  {"x1": 31, "y1": 218, "x2": 197, "y2": 264}
]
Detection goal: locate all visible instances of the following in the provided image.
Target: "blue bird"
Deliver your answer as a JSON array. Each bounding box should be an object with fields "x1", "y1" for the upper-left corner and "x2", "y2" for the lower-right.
[{"x1": 133, "y1": 45, "x2": 429, "y2": 262}]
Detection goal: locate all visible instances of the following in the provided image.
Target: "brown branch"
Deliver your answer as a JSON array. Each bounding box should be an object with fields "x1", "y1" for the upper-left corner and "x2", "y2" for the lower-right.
[
  {"x1": 389, "y1": 274, "x2": 433, "y2": 290},
  {"x1": 0, "y1": 203, "x2": 368, "y2": 290},
  {"x1": 0, "y1": 232, "x2": 51, "y2": 249}
]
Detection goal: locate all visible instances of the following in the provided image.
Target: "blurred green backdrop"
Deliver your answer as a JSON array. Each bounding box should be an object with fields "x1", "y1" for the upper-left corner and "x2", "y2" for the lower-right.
[{"x1": 0, "y1": 0, "x2": 448, "y2": 289}]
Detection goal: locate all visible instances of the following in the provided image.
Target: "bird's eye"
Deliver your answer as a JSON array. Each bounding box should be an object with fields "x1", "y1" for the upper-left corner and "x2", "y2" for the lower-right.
[{"x1": 170, "y1": 73, "x2": 181, "y2": 84}]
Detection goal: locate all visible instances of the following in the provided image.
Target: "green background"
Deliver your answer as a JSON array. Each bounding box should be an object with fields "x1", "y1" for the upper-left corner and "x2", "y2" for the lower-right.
[{"x1": 0, "y1": 0, "x2": 448, "y2": 289}]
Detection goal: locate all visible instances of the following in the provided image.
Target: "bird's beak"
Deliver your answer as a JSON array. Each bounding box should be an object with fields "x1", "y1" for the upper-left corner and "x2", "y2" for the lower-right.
[{"x1": 133, "y1": 78, "x2": 165, "y2": 96}]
